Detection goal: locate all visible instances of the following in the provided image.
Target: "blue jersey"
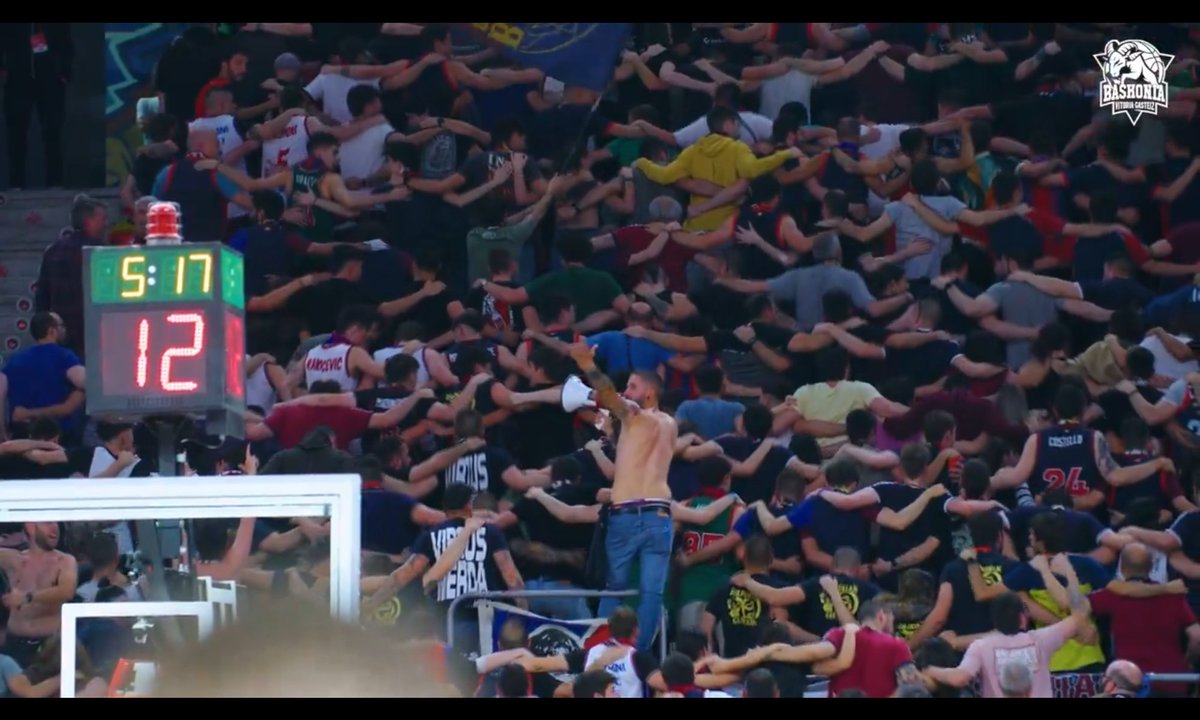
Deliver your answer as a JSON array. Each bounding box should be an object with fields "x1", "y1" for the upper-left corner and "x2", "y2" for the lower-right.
[{"x1": 1030, "y1": 423, "x2": 1101, "y2": 499}]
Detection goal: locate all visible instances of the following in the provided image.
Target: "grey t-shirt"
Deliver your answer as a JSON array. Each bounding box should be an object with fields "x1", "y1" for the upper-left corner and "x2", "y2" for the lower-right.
[
  {"x1": 884, "y1": 196, "x2": 966, "y2": 281},
  {"x1": 767, "y1": 264, "x2": 876, "y2": 332},
  {"x1": 465, "y1": 216, "x2": 541, "y2": 285},
  {"x1": 0, "y1": 654, "x2": 21, "y2": 697},
  {"x1": 419, "y1": 131, "x2": 459, "y2": 180},
  {"x1": 982, "y1": 281, "x2": 1064, "y2": 368}
]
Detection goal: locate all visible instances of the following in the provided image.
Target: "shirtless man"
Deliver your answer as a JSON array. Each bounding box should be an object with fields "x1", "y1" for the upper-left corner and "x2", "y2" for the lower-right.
[
  {"x1": 0, "y1": 522, "x2": 78, "y2": 667},
  {"x1": 568, "y1": 344, "x2": 678, "y2": 651}
]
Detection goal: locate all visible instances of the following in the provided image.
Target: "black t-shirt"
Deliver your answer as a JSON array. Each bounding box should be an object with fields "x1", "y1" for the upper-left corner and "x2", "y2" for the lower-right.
[
  {"x1": 458, "y1": 151, "x2": 544, "y2": 212},
  {"x1": 759, "y1": 659, "x2": 810, "y2": 698},
  {"x1": 1168, "y1": 511, "x2": 1200, "y2": 614},
  {"x1": 715, "y1": 436, "x2": 794, "y2": 506},
  {"x1": 0, "y1": 453, "x2": 70, "y2": 481},
  {"x1": 706, "y1": 573, "x2": 787, "y2": 658},
  {"x1": 510, "y1": 482, "x2": 599, "y2": 583},
  {"x1": 437, "y1": 444, "x2": 516, "y2": 504},
  {"x1": 707, "y1": 322, "x2": 795, "y2": 390},
  {"x1": 374, "y1": 182, "x2": 426, "y2": 253},
  {"x1": 311, "y1": 23, "x2": 382, "y2": 60},
  {"x1": 155, "y1": 39, "x2": 221, "y2": 123},
  {"x1": 874, "y1": 482, "x2": 946, "y2": 570},
  {"x1": 287, "y1": 279, "x2": 374, "y2": 336},
  {"x1": 361, "y1": 490, "x2": 422, "y2": 555},
  {"x1": 565, "y1": 444, "x2": 615, "y2": 488},
  {"x1": 794, "y1": 573, "x2": 880, "y2": 637},
  {"x1": 401, "y1": 282, "x2": 459, "y2": 342},
  {"x1": 511, "y1": 387, "x2": 579, "y2": 469},
  {"x1": 354, "y1": 385, "x2": 437, "y2": 453},
  {"x1": 689, "y1": 283, "x2": 751, "y2": 331},
  {"x1": 413, "y1": 518, "x2": 508, "y2": 622},
  {"x1": 133, "y1": 153, "x2": 173, "y2": 197},
  {"x1": 941, "y1": 551, "x2": 1019, "y2": 635},
  {"x1": 845, "y1": 323, "x2": 890, "y2": 386},
  {"x1": 465, "y1": 282, "x2": 523, "y2": 336},
  {"x1": 360, "y1": 249, "x2": 415, "y2": 305},
  {"x1": 731, "y1": 501, "x2": 804, "y2": 582},
  {"x1": 1079, "y1": 278, "x2": 1154, "y2": 312}
]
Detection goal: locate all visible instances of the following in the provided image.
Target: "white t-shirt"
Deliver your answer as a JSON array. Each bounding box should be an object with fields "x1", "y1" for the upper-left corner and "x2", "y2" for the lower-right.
[
  {"x1": 759, "y1": 71, "x2": 818, "y2": 122},
  {"x1": 375, "y1": 345, "x2": 432, "y2": 387},
  {"x1": 88, "y1": 447, "x2": 138, "y2": 555},
  {"x1": 674, "y1": 111, "x2": 774, "y2": 148},
  {"x1": 860, "y1": 123, "x2": 910, "y2": 216},
  {"x1": 583, "y1": 644, "x2": 643, "y2": 698},
  {"x1": 1114, "y1": 546, "x2": 1169, "y2": 584},
  {"x1": 261, "y1": 114, "x2": 311, "y2": 179},
  {"x1": 1140, "y1": 333, "x2": 1199, "y2": 381},
  {"x1": 188, "y1": 114, "x2": 249, "y2": 218},
  {"x1": 303, "y1": 74, "x2": 379, "y2": 126},
  {"x1": 338, "y1": 121, "x2": 394, "y2": 185},
  {"x1": 245, "y1": 360, "x2": 278, "y2": 414}
]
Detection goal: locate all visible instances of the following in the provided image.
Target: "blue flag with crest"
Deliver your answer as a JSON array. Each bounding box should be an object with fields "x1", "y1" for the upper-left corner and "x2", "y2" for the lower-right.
[{"x1": 462, "y1": 23, "x2": 631, "y2": 91}]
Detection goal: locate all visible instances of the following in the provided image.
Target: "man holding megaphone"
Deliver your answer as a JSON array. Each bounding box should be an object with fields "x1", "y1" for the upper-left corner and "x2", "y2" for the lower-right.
[{"x1": 562, "y1": 344, "x2": 679, "y2": 652}]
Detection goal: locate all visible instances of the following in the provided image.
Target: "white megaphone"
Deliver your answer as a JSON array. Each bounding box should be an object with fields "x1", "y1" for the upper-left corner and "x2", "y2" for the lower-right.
[{"x1": 561, "y1": 375, "x2": 597, "y2": 412}]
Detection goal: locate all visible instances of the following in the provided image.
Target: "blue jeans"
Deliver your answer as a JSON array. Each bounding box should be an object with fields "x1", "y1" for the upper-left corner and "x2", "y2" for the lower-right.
[
  {"x1": 597, "y1": 506, "x2": 673, "y2": 651},
  {"x1": 525, "y1": 578, "x2": 593, "y2": 620}
]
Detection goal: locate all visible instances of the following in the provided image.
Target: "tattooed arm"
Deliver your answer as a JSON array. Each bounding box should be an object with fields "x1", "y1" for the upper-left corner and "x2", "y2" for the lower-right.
[
  {"x1": 1096, "y1": 433, "x2": 1173, "y2": 488},
  {"x1": 567, "y1": 344, "x2": 637, "y2": 424}
]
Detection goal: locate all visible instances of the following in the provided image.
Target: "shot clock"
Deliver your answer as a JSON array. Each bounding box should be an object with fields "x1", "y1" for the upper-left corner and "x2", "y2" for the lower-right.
[{"x1": 83, "y1": 242, "x2": 246, "y2": 435}]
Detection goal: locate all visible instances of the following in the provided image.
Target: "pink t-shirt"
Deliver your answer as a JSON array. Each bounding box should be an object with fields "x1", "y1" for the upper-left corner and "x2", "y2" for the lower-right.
[
  {"x1": 957, "y1": 621, "x2": 1074, "y2": 698},
  {"x1": 874, "y1": 418, "x2": 918, "y2": 454}
]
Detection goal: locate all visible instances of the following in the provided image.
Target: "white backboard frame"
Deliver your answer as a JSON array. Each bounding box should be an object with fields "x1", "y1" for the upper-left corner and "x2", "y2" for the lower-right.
[
  {"x1": 59, "y1": 601, "x2": 219, "y2": 698},
  {"x1": 0, "y1": 474, "x2": 361, "y2": 637}
]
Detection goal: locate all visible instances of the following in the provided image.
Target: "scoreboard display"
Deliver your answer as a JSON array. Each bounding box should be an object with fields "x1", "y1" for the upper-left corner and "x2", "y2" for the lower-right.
[{"x1": 84, "y1": 243, "x2": 246, "y2": 435}]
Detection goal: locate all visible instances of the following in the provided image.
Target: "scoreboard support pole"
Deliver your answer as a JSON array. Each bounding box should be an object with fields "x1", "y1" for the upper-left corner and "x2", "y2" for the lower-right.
[{"x1": 135, "y1": 416, "x2": 198, "y2": 648}]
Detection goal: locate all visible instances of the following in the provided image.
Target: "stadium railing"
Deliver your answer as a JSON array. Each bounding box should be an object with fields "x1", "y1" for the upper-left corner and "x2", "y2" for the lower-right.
[{"x1": 446, "y1": 589, "x2": 669, "y2": 660}]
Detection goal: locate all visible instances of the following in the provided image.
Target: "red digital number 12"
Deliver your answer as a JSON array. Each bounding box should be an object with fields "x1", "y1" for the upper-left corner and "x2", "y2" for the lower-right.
[{"x1": 135, "y1": 313, "x2": 206, "y2": 392}]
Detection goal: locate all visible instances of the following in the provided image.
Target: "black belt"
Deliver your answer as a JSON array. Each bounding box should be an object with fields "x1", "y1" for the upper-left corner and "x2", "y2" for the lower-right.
[{"x1": 609, "y1": 500, "x2": 672, "y2": 516}]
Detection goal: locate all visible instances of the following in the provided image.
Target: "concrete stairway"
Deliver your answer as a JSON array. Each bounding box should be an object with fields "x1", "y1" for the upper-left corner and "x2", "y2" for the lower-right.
[{"x1": 0, "y1": 188, "x2": 120, "y2": 368}]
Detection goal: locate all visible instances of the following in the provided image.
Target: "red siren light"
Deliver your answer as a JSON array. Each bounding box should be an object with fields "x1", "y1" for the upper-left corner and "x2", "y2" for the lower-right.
[{"x1": 146, "y1": 202, "x2": 182, "y2": 241}]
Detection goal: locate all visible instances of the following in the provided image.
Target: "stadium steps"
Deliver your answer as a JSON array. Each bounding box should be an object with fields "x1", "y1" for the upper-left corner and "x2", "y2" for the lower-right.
[{"x1": 0, "y1": 188, "x2": 119, "y2": 367}]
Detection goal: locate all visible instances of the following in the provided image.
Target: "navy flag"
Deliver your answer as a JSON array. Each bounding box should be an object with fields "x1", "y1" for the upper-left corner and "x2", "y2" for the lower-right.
[{"x1": 463, "y1": 23, "x2": 631, "y2": 91}]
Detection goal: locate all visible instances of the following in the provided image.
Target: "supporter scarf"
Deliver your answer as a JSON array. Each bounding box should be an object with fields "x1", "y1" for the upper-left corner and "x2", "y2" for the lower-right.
[
  {"x1": 697, "y1": 486, "x2": 727, "y2": 500},
  {"x1": 185, "y1": 152, "x2": 209, "y2": 162},
  {"x1": 668, "y1": 684, "x2": 703, "y2": 697},
  {"x1": 324, "y1": 332, "x2": 353, "y2": 348},
  {"x1": 298, "y1": 157, "x2": 328, "y2": 174}
]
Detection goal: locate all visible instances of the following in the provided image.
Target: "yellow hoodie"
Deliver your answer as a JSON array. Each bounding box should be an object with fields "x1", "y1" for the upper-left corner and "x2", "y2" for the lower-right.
[{"x1": 633, "y1": 134, "x2": 794, "y2": 231}]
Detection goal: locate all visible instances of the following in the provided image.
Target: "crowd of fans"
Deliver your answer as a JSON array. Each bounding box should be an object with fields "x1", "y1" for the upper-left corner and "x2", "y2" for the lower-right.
[{"x1": 3, "y1": 21, "x2": 1200, "y2": 698}]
